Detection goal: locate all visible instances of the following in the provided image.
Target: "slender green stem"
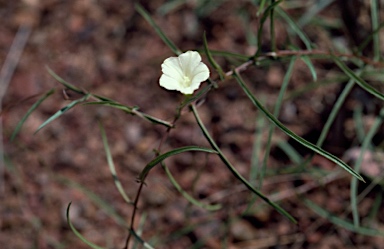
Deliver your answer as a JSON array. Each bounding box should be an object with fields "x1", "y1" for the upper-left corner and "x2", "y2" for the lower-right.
[
  {"x1": 270, "y1": 0, "x2": 276, "y2": 52},
  {"x1": 161, "y1": 162, "x2": 222, "y2": 211},
  {"x1": 351, "y1": 107, "x2": 384, "y2": 227},
  {"x1": 233, "y1": 70, "x2": 364, "y2": 182},
  {"x1": 370, "y1": 0, "x2": 380, "y2": 61},
  {"x1": 261, "y1": 57, "x2": 296, "y2": 187},
  {"x1": 190, "y1": 104, "x2": 297, "y2": 223}
]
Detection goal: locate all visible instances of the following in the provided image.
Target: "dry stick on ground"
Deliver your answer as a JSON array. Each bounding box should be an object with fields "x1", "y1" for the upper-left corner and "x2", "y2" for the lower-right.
[{"x1": 0, "y1": 25, "x2": 31, "y2": 196}]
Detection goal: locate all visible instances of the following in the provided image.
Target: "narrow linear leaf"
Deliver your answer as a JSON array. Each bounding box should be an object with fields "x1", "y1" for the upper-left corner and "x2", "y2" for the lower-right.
[
  {"x1": 316, "y1": 75, "x2": 359, "y2": 147},
  {"x1": 86, "y1": 101, "x2": 174, "y2": 128},
  {"x1": 233, "y1": 71, "x2": 364, "y2": 182},
  {"x1": 240, "y1": 8, "x2": 258, "y2": 46},
  {"x1": 132, "y1": 213, "x2": 149, "y2": 249},
  {"x1": 250, "y1": 113, "x2": 266, "y2": 183},
  {"x1": 92, "y1": 93, "x2": 115, "y2": 102},
  {"x1": 195, "y1": 0, "x2": 228, "y2": 17},
  {"x1": 275, "y1": 7, "x2": 312, "y2": 50},
  {"x1": 261, "y1": 57, "x2": 296, "y2": 188},
  {"x1": 297, "y1": 0, "x2": 334, "y2": 27},
  {"x1": 66, "y1": 203, "x2": 106, "y2": 249},
  {"x1": 333, "y1": 56, "x2": 384, "y2": 102},
  {"x1": 304, "y1": 199, "x2": 384, "y2": 237},
  {"x1": 357, "y1": 22, "x2": 384, "y2": 54},
  {"x1": 191, "y1": 104, "x2": 297, "y2": 223},
  {"x1": 35, "y1": 94, "x2": 91, "y2": 134},
  {"x1": 59, "y1": 177, "x2": 127, "y2": 226},
  {"x1": 141, "y1": 112, "x2": 174, "y2": 128},
  {"x1": 367, "y1": 194, "x2": 382, "y2": 225},
  {"x1": 46, "y1": 66, "x2": 85, "y2": 94},
  {"x1": 351, "y1": 107, "x2": 384, "y2": 227},
  {"x1": 139, "y1": 146, "x2": 218, "y2": 181},
  {"x1": 162, "y1": 162, "x2": 222, "y2": 211},
  {"x1": 256, "y1": 0, "x2": 268, "y2": 16},
  {"x1": 301, "y1": 55, "x2": 317, "y2": 81},
  {"x1": 277, "y1": 141, "x2": 303, "y2": 165},
  {"x1": 11, "y1": 89, "x2": 55, "y2": 141},
  {"x1": 255, "y1": 0, "x2": 283, "y2": 57},
  {"x1": 157, "y1": 0, "x2": 187, "y2": 15},
  {"x1": 286, "y1": 75, "x2": 347, "y2": 101},
  {"x1": 203, "y1": 32, "x2": 225, "y2": 80},
  {"x1": 61, "y1": 178, "x2": 154, "y2": 248},
  {"x1": 370, "y1": 0, "x2": 380, "y2": 61},
  {"x1": 135, "y1": 3, "x2": 182, "y2": 55},
  {"x1": 130, "y1": 227, "x2": 155, "y2": 249},
  {"x1": 99, "y1": 122, "x2": 132, "y2": 203},
  {"x1": 47, "y1": 67, "x2": 172, "y2": 128}
]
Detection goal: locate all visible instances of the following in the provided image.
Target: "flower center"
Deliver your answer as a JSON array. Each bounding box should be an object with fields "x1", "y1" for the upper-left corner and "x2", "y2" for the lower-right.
[{"x1": 181, "y1": 75, "x2": 191, "y2": 87}]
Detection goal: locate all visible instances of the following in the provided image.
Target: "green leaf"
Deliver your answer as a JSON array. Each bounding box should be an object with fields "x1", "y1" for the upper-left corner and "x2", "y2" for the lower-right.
[
  {"x1": 99, "y1": 122, "x2": 132, "y2": 203},
  {"x1": 351, "y1": 107, "x2": 384, "y2": 227},
  {"x1": 255, "y1": 0, "x2": 283, "y2": 57},
  {"x1": 66, "y1": 202, "x2": 106, "y2": 249},
  {"x1": 203, "y1": 32, "x2": 225, "y2": 80},
  {"x1": 139, "y1": 146, "x2": 218, "y2": 181},
  {"x1": 11, "y1": 89, "x2": 55, "y2": 141},
  {"x1": 191, "y1": 104, "x2": 297, "y2": 223},
  {"x1": 86, "y1": 101, "x2": 174, "y2": 128},
  {"x1": 46, "y1": 66, "x2": 85, "y2": 94},
  {"x1": 157, "y1": 0, "x2": 187, "y2": 15},
  {"x1": 333, "y1": 56, "x2": 384, "y2": 102},
  {"x1": 132, "y1": 213, "x2": 149, "y2": 249},
  {"x1": 35, "y1": 94, "x2": 91, "y2": 133},
  {"x1": 370, "y1": 0, "x2": 380, "y2": 61},
  {"x1": 135, "y1": 3, "x2": 182, "y2": 55},
  {"x1": 301, "y1": 55, "x2": 317, "y2": 81},
  {"x1": 277, "y1": 141, "x2": 303, "y2": 165},
  {"x1": 259, "y1": 56, "x2": 296, "y2": 190},
  {"x1": 357, "y1": 22, "x2": 384, "y2": 54},
  {"x1": 275, "y1": 7, "x2": 313, "y2": 50},
  {"x1": 59, "y1": 177, "x2": 127, "y2": 226},
  {"x1": 304, "y1": 199, "x2": 384, "y2": 237},
  {"x1": 316, "y1": 75, "x2": 358, "y2": 147},
  {"x1": 297, "y1": 0, "x2": 334, "y2": 27},
  {"x1": 162, "y1": 162, "x2": 222, "y2": 211},
  {"x1": 256, "y1": 0, "x2": 268, "y2": 16},
  {"x1": 233, "y1": 70, "x2": 364, "y2": 182},
  {"x1": 60, "y1": 178, "x2": 154, "y2": 249}
]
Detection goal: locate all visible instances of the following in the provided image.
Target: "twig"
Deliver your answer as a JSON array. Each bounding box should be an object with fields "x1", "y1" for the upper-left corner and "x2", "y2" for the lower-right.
[
  {"x1": 0, "y1": 25, "x2": 32, "y2": 196},
  {"x1": 124, "y1": 102, "x2": 182, "y2": 248},
  {"x1": 263, "y1": 50, "x2": 384, "y2": 67}
]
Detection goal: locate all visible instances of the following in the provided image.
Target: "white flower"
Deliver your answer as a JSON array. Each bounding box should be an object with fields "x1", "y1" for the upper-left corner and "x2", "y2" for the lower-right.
[{"x1": 159, "y1": 51, "x2": 210, "y2": 95}]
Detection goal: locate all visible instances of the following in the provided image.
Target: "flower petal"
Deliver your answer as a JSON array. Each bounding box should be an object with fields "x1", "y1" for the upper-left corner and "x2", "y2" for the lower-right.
[
  {"x1": 159, "y1": 51, "x2": 210, "y2": 94},
  {"x1": 178, "y1": 51, "x2": 202, "y2": 77},
  {"x1": 191, "y1": 62, "x2": 210, "y2": 85},
  {"x1": 159, "y1": 74, "x2": 181, "y2": 90},
  {"x1": 161, "y1": 57, "x2": 184, "y2": 81}
]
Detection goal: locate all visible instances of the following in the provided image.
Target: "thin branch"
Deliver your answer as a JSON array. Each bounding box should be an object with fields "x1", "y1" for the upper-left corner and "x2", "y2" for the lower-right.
[{"x1": 0, "y1": 25, "x2": 31, "y2": 195}]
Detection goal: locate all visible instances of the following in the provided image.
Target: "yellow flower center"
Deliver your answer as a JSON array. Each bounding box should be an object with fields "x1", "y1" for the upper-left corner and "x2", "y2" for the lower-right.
[{"x1": 181, "y1": 75, "x2": 191, "y2": 87}]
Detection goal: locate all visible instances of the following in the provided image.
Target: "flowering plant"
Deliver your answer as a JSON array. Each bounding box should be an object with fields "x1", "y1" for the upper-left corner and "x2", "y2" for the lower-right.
[
  {"x1": 10, "y1": 1, "x2": 381, "y2": 248},
  {"x1": 159, "y1": 51, "x2": 210, "y2": 94}
]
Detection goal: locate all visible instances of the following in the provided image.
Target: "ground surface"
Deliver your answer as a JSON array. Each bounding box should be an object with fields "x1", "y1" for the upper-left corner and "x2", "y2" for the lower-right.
[{"x1": 2, "y1": 1, "x2": 384, "y2": 249}]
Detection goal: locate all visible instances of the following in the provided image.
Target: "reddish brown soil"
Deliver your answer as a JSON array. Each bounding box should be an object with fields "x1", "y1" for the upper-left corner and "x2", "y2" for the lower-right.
[{"x1": 2, "y1": 1, "x2": 384, "y2": 249}]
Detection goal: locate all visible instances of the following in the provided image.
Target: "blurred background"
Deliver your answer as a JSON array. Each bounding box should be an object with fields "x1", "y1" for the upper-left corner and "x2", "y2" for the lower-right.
[{"x1": 2, "y1": 0, "x2": 384, "y2": 248}]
